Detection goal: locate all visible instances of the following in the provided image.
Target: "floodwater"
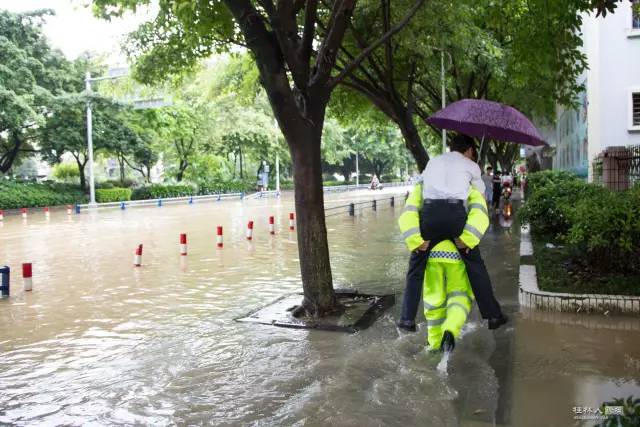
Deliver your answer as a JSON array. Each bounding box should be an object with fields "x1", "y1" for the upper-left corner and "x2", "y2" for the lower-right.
[{"x1": 0, "y1": 189, "x2": 638, "y2": 426}]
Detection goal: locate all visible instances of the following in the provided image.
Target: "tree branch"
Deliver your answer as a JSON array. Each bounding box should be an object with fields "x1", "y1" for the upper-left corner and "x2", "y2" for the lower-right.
[
  {"x1": 329, "y1": 0, "x2": 425, "y2": 87},
  {"x1": 300, "y1": 0, "x2": 319, "y2": 66},
  {"x1": 311, "y1": 0, "x2": 357, "y2": 88}
]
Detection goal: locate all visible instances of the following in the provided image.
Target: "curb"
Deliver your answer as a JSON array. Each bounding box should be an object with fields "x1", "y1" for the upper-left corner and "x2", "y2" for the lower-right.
[{"x1": 518, "y1": 225, "x2": 640, "y2": 314}]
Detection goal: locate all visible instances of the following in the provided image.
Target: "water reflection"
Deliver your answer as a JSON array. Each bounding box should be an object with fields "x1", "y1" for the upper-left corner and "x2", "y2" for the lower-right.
[{"x1": 0, "y1": 191, "x2": 637, "y2": 426}]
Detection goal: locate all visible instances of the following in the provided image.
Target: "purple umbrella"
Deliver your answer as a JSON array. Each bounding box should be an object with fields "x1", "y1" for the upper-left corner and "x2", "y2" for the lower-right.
[{"x1": 426, "y1": 99, "x2": 546, "y2": 146}]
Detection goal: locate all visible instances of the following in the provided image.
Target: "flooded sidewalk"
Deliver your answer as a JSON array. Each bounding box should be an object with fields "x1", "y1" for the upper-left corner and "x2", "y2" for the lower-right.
[{"x1": 0, "y1": 194, "x2": 638, "y2": 426}]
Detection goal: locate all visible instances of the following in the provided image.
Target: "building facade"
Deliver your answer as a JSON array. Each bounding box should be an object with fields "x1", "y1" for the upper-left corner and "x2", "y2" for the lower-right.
[{"x1": 549, "y1": 1, "x2": 640, "y2": 181}]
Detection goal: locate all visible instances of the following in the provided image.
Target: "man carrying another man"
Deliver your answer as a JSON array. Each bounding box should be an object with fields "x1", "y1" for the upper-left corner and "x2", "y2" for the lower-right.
[{"x1": 397, "y1": 134, "x2": 507, "y2": 338}]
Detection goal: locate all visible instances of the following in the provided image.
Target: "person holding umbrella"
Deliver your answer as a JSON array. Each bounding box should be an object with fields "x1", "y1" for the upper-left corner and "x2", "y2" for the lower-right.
[
  {"x1": 398, "y1": 134, "x2": 507, "y2": 335},
  {"x1": 398, "y1": 99, "x2": 545, "y2": 335}
]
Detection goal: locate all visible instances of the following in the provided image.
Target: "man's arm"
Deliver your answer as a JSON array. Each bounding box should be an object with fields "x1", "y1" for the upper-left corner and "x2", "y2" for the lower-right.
[
  {"x1": 398, "y1": 181, "x2": 427, "y2": 251},
  {"x1": 469, "y1": 161, "x2": 485, "y2": 194}
]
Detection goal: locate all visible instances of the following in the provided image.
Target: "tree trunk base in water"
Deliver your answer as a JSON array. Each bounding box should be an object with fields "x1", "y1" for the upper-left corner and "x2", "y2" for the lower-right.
[{"x1": 236, "y1": 290, "x2": 395, "y2": 333}]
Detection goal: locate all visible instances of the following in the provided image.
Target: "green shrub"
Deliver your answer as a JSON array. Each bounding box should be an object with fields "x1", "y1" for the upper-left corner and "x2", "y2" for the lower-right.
[
  {"x1": 0, "y1": 181, "x2": 86, "y2": 209},
  {"x1": 98, "y1": 179, "x2": 136, "y2": 189},
  {"x1": 131, "y1": 184, "x2": 196, "y2": 200},
  {"x1": 566, "y1": 188, "x2": 640, "y2": 273},
  {"x1": 197, "y1": 179, "x2": 254, "y2": 195},
  {"x1": 52, "y1": 163, "x2": 79, "y2": 181},
  {"x1": 96, "y1": 181, "x2": 115, "y2": 189},
  {"x1": 519, "y1": 171, "x2": 603, "y2": 238},
  {"x1": 524, "y1": 170, "x2": 578, "y2": 199},
  {"x1": 95, "y1": 188, "x2": 132, "y2": 203}
]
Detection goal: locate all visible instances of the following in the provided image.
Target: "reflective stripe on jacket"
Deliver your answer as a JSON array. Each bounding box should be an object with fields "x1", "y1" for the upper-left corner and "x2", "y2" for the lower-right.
[
  {"x1": 398, "y1": 183, "x2": 424, "y2": 251},
  {"x1": 458, "y1": 187, "x2": 490, "y2": 249}
]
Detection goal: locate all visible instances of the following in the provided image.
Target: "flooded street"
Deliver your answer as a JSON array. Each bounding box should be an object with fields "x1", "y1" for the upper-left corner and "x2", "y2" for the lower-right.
[{"x1": 0, "y1": 190, "x2": 638, "y2": 426}]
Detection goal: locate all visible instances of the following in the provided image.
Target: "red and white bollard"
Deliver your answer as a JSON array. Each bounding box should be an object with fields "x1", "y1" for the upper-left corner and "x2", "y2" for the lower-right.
[
  {"x1": 0, "y1": 210, "x2": 4, "y2": 221},
  {"x1": 217, "y1": 226, "x2": 224, "y2": 248},
  {"x1": 134, "y1": 244, "x2": 143, "y2": 267},
  {"x1": 22, "y1": 263, "x2": 32, "y2": 291},
  {"x1": 246, "y1": 221, "x2": 254, "y2": 240},
  {"x1": 289, "y1": 213, "x2": 295, "y2": 231},
  {"x1": 180, "y1": 233, "x2": 188, "y2": 256},
  {"x1": 269, "y1": 216, "x2": 275, "y2": 235},
  {"x1": 66, "y1": 205, "x2": 72, "y2": 215},
  {"x1": 21, "y1": 208, "x2": 27, "y2": 219},
  {"x1": 44, "y1": 207, "x2": 50, "y2": 219}
]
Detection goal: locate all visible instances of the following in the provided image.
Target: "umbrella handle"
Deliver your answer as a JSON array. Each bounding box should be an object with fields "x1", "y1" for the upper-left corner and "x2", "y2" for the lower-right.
[{"x1": 477, "y1": 135, "x2": 485, "y2": 165}]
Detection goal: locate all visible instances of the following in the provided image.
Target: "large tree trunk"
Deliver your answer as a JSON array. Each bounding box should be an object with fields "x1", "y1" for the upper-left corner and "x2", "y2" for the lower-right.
[
  {"x1": 396, "y1": 107, "x2": 429, "y2": 172},
  {"x1": 288, "y1": 117, "x2": 338, "y2": 317},
  {"x1": 341, "y1": 156, "x2": 354, "y2": 183},
  {"x1": 176, "y1": 159, "x2": 187, "y2": 182},
  {"x1": 77, "y1": 161, "x2": 86, "y2": 192},
  {"x1": 118, "y1": 153, "x2": 126, "y2": 184},
  {"x1": 0, "y1": 132, "x2": 22, "y2": 173}
]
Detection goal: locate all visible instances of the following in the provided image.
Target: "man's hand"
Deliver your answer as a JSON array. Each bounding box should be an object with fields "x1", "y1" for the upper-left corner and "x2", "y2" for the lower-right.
[
  {"x1": 454, "y1": 238, "x2": 470, "y2": 254},
  {"x1": 416, "y1": 240, "x2": 430, "y2": 252}
]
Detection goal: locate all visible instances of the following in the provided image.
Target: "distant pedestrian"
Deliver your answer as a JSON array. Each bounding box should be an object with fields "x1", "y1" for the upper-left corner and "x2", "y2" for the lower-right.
[
  {"x1": 491, "y1": 171, "x2": 502, "y2": 211},
  {"x1": 482, "y1": 166, "x2": 494, "y2": 203}
]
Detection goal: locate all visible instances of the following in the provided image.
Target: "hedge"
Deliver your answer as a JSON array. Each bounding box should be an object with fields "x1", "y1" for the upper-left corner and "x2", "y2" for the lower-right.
[
  {"x1": 521, "y1": 170, "x2": 640, "y2": 276},
  {"x1": 131, "y1": 184, "x2": 196, "y2": 200},
  {"x1": 0, "y1": 181, "x2": 86, "y2": 210},
  {"x1": 95, "y1": 188, "x2": 132, "y2": 203}
]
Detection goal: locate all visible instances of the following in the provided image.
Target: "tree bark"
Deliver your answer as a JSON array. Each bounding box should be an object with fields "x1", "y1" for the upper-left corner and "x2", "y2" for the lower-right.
[
  {"x1": 396, "y1": 106, "x2": 429, "y2": 172},
  {"x1": 288, "y1": 113, "x2": 338, "y2": 317},
  {"x1": 75, "y1": 158, "x2": 87, "y2": 191},
  {"x1": 0, "y1": 132, "x2": 22, "y2": 173},
  {"x1": 118, "y1": 153, "x2": 126, "y2": 184}
]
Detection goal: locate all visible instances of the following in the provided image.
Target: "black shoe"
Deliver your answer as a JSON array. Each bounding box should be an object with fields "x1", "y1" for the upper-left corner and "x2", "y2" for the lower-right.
[
  {"x1": 396, "y1": 320, "x2": 417, "y2": 332},
  {"x1": 440, "y1": 330, "x2": 455, "y2": 353},
  {"x1": 488, "y1": 314, "x2": 509, "y2": 330}
]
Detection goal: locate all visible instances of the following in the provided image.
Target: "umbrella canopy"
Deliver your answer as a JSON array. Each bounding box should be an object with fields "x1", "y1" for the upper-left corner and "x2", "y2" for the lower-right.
[{"x1": 426, "y1": 99, "x2": 546, "y2": 147}]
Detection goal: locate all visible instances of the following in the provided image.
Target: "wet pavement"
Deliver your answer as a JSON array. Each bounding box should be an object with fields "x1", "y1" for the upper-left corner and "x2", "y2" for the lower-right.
[{"x1": 0, "y1": 190, "x2": 638, "y2": 426}]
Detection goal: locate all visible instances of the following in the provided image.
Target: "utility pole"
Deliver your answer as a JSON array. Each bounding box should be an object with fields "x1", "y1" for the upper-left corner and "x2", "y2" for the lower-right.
[
  {"x1": 441, "y1": 50, "x2": 447, "y2": 153},
  {"x1": 275, "y1": 152, "x2": 280, "y2": 193},
  {"x1": 355, "y1": 152, "x2": 359, "y2": 186},
  {"x1": 85, "y1": 72, "x2": 97, "y2": 207}
]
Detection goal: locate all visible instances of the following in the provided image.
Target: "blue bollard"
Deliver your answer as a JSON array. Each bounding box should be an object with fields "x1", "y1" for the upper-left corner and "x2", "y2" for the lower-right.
[
  {"x1": 157, "y1": 199, "x2": 163, "y2": 207},
  {"x1": 189, "y1": 196, "x2": 194, "y2": 204},
  {"x1": 0, "y1": 266, "x2": 9, "y2": 298},
  {"x1": 75, "y1": 204, "x2": 81, "y2": 214},
  {"x1": 120, "y1": 202, "x2": 126, "y2": 210}
]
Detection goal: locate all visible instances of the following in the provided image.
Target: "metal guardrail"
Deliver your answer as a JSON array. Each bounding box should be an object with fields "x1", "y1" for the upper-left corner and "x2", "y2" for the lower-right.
[
  {"x1": 77, "y1": 192, "x2": 245, "y2": 210},
  {"x1": 322, "y1": 181, "x2": 409, "y2": 192},
  {"x1": 324, "y1": 192, "x2": 409, "y2": 218},
  {"x1": 64, "y1": 182, "x2": 411, "y2": 213}
]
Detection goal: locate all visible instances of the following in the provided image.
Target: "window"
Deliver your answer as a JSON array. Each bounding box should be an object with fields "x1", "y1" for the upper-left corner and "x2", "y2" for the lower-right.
[
  {"x1": 633, "y1": 92, "x2": 640, "y2": 128},
  {"x1": 634, "y1": 1, "x2": 640, "y2": 29}
]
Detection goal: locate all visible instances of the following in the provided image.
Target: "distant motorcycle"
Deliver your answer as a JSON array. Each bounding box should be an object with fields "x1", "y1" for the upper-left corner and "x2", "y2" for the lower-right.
[{"x1": 502, "y1": 182, "x2": 512, "y2": 202}]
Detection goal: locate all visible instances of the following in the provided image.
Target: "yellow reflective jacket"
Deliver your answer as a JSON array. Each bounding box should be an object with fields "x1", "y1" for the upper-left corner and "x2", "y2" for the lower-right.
[{"x1": 398, "y1": 181, "x2": 489, "y2": 254}]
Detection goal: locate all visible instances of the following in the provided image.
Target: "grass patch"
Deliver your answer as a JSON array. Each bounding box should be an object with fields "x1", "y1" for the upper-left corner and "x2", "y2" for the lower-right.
[{"x1": 532, "y1": 233, "x2": 640, "y2": 296}]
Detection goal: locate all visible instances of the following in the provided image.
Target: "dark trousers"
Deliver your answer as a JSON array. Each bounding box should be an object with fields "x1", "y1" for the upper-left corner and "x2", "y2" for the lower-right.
[
  {"x1": 492, "y1": 185, "x2": 501, "y2": 209},
  {"x1": 400, "y1": 201, "x2": 503, "y2": 322}
]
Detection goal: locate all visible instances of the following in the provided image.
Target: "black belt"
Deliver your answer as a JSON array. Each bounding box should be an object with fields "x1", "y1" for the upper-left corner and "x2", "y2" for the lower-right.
[{"x1": 424, "y1": 198, "x2": 464, "y2": 205}]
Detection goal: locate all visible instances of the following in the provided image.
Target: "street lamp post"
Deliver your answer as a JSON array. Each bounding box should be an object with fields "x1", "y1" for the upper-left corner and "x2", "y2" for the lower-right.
[
  {"x1": 441, "y1": 51, "x2": 447, "y2": 153},
  {"x1": 355, "y1": 152, "x2": 359, "y2": 186},
  {"x1": 85, "y1": 72, "x2": 97, "y2": 207},
  {"x1": 275, "y1": 153, "x2": 280, "y2": 193},
  {"x1": 84, "y1": 68, "x2": 131, "y2": 207}
]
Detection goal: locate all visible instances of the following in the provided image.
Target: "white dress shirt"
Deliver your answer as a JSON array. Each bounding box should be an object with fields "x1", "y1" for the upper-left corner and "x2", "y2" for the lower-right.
[{"x1": 421, "y1": 151, "x2": 485, "y2": 200}]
